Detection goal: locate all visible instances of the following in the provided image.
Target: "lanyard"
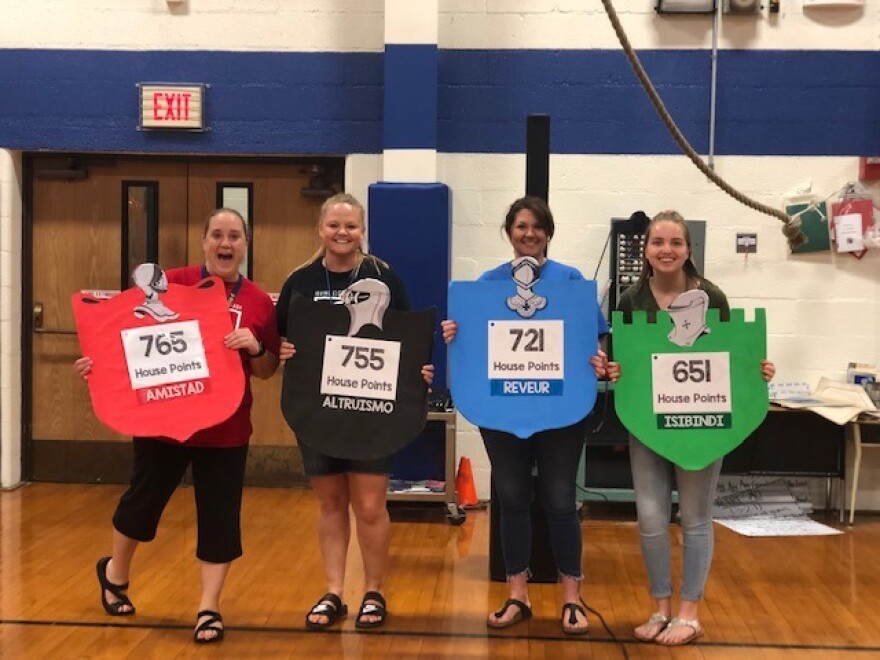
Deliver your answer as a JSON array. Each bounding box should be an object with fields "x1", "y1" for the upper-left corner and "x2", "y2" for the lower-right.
[
  {"x1": 324, "y1": 266, "x2": 357, "y2": 303},
  {"x1": 201, "y1": 265, "x2": 244, "y2": 307}
]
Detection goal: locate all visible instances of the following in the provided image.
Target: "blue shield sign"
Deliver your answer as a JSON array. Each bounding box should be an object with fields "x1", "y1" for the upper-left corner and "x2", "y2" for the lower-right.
[{"x1": 448, "y1": 278, "x2": 598, "y2": 438}]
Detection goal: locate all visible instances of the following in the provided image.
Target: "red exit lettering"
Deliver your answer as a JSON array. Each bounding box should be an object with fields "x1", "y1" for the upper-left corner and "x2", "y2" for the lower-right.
[{"x1": 152, "y1": 92, "x2": 192, "y2": 121}]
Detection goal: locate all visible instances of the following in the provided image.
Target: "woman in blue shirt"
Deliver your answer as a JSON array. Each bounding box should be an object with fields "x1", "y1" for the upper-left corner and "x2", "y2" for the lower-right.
[{"x1": 443, "y1": 196, "x2": 609, "y2": 635}]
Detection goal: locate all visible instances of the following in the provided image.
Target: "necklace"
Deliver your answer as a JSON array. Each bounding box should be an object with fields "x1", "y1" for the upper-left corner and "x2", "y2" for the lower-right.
[{"x1": 323, "y1": 261, "x2": 357, "y2": 303}]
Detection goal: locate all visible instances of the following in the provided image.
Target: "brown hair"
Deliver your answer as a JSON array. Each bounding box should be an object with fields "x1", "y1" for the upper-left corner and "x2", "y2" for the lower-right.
[
  {"x1": 203, "y1": 208, "x2": 249, "y2": 241},
  {"x1": 636, "y1": 210, "x2": 701, "y2": 286},
  {"x1": 503, "y1": 196, "x2": 555, "y2": 257}
]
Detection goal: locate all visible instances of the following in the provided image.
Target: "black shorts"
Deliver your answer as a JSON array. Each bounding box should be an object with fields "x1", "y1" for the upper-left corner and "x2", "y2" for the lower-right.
[
  {"x1": 298, "y1": 441, "x2": 392, "y2": 477},
  {"x1": 112, "y1": 438, "x2": 248, "y2": 563}
]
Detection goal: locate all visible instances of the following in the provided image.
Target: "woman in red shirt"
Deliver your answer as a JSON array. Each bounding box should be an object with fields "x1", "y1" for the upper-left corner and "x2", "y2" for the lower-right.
[{"x1": 75, "y1": 208, "x2": 280, "y2": 644}]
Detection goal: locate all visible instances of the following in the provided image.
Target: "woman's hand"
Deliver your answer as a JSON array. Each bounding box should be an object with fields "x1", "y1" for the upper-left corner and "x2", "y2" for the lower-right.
[
  {"x1": 440, "y1": 320, "x2": 458, "y2": 344},
  {"x1": 590, "y1": 350, "x2": 621, "y2": 382},
  {"x1": 591, "y1": 349, "x2": 622, "y2": 382},
  {"x1": 421, "y1": 364, "x2": 434, "y2": 385},
  {"x1": 279, "y1": 339, "x2": 297, "y2": 363},
  {"x1": 74, "y1": 356, "x2": 93, "y2": 380},
  {"x1": 761, "y1": 359, "x2": 776, "y2": 383},
  {"x1": 606, "y1": 361, "x2": 621, "y2": 382},
  {"x1": 589, "y1": 350, "x2": 609, "y2": 379},
  {"x1": 224, "y1": 328, "x2": 262, "y2": 357}
]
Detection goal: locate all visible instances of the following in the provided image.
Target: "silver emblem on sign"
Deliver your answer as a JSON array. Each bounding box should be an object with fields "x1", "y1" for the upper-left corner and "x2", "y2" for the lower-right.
[{"x1": 506, "y1": 257, "x2": 547, "y2": 319}]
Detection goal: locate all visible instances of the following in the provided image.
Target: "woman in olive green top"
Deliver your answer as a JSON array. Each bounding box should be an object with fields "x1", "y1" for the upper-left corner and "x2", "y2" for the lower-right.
[{"x1": 608, "y1": 210, "x2": 774, "y2": 646}]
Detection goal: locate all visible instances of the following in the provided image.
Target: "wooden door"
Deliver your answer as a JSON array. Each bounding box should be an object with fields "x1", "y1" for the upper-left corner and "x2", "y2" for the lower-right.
[
  {"x1": 30, "y1": 158, "x2": 188, "y2": 479},
  {"x1": 28, "y1": 157, "x2": 322, "y2": 481},
  {"x1": 186, "y1": 162, "x2": 323, "y2": 450}
]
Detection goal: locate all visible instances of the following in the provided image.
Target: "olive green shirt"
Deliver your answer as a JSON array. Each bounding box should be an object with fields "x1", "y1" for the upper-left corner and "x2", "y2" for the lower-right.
[{"x1": 617, "y1": 278, "x2": 730, "y2": 322}]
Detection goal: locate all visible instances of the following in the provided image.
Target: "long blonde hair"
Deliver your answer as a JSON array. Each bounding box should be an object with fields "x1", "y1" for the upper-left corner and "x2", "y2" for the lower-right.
[{"x1": 295, "y1": 193, "x2": 388, "y2": 275}]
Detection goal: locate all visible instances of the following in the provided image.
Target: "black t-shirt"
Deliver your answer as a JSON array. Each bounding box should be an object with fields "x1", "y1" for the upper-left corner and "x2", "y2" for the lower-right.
[{"x1": 276, "y1": 257, "x2": 411, "y2": 338}]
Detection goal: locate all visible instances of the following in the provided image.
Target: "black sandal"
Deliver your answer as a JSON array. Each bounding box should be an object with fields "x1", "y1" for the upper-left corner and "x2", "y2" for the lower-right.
[
  {"x1": 487, "y1": 598, "x2": 532, "y2": 629},
  {"x1": 355, "y1": 591, "x2": 387, "y2": 629},
  {"x1": 561, "y1": 602, "x2": 590, "y2": 636},
  {"x1": 193, "y1": 610, "x2": 224, "y2": 644},
  {"x1": 96, "y1": 556, "x2": 135, "y2": 616},
  {"x1": 305, "y1": 593, "x2": 348, "y2": 630}
]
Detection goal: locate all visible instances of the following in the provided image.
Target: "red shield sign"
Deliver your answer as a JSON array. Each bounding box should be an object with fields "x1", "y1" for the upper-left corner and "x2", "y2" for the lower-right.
[{"x1": 72, "y1": 277, "x2": 245, "y2": 442}]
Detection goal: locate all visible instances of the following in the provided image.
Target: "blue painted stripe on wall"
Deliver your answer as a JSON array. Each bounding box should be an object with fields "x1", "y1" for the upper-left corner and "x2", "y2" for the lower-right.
[
  {"x1": 0, "y1": 48, "x2": 877, "y2": 156},
  {"x1": 0, "y1": 49, "x2": 383, "y2": 154},
  {"x1": 385, "y1": 44, "x2": 438, "y2": 150},
  {"x1": 438, "y1": 49, "x2": 880, "y2": 156}
]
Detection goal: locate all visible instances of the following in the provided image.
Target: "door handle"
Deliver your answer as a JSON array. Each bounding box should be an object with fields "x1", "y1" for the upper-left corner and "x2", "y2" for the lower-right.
[{"x1": 31, "y1": 302, "x2": 77, "y2": 335}]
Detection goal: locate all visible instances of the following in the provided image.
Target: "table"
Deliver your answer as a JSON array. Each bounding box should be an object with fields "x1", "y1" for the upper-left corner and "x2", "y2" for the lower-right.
[
  {"x1": 386, "y1": 410, "x2": 465, "y2": 524},
  {"x1": 847, "y1": 413, "x2": 880, "y2": 524}
]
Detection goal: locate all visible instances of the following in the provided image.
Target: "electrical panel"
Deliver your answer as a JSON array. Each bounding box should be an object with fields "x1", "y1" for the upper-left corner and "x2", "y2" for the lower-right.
[
  {"x1": 609, "y1": 218, "x2": 646, "y2": 312},
  {"x1": 608, "y1": 216, "x2": 706, "y2": 312}
]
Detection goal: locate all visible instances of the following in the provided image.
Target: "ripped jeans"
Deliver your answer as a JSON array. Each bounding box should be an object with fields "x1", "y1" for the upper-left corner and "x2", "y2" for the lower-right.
[{"x1": 482, "y1": 420, "x2": 586, "y2": 580}]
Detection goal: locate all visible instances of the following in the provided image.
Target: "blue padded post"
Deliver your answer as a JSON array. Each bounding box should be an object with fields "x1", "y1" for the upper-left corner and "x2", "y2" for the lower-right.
[{"x1": 368, "y1": 182, "x2": 450, "y2": 388}]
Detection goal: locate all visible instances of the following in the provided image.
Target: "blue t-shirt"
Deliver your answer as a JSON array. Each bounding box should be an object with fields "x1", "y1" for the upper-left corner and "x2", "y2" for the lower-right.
[{"x1": 478, "y1": 259, "x2": 609, "y2": 335}]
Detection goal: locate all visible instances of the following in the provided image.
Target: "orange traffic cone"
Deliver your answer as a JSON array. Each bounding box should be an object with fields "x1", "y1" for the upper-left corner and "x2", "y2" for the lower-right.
[{"x1": 455, "y1": 456, "x2": 479, "y2": 508}]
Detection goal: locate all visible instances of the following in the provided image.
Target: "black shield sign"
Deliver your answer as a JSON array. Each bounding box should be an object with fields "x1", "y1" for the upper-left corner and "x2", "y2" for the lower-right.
[{"x1": 281, "y1": 291, "x2": 436, "y2": 460}]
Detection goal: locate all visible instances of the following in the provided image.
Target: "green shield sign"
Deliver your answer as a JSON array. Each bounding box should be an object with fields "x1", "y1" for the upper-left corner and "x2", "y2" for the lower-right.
[{"x1": 612, "y1": 306, "x2": 768, "y2": 470}]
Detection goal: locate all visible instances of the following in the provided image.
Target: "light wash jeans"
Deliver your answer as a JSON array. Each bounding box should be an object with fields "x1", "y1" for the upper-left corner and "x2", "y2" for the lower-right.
[{"x1": 629, "y1": 436, "x2": 722, "y2": 602}]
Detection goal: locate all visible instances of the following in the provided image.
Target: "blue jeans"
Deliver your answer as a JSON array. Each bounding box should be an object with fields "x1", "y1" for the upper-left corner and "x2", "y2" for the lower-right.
[
  {"x1": 629, "y1": 436, "x2": 722, "y2": 602},
  {"x1": 482, "y1": 420, "x2": 585, "y2": 579}
]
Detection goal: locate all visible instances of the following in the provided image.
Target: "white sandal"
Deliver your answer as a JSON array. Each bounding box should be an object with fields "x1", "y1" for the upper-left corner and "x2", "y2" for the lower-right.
[
  {"x1": 655, "y1": 617, "x2": 703, "y2": 646},
  {"x1": 634, "y1": 612, "x2": 669, "y2": 642}
]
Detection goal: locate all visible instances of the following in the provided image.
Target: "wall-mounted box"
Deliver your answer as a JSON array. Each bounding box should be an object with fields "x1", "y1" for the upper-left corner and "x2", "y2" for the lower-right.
[
  {"x1": 859, "y1": 157, "x2": 880, "y2": 182},
  {"x1": 803, "y1": 0, "x2": 864, "y2": 7},
  {"x1": 655, "y1": 0, "x2": 716, "y2": 13}
]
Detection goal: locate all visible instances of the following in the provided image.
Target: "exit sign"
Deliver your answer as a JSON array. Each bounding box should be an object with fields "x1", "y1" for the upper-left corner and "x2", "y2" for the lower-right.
[{"x1": 138, "y1": 83, "x2": 207, "y2": 130}]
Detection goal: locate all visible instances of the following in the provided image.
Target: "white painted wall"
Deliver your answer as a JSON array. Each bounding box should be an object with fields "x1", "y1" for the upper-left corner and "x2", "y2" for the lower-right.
[
  {"x1": 0, "y1": 0, "x2": 385, "y2": 51},
  {"x1": 438, "y1": 0, "x2": 880, "y2": 50},
  {"x1": 0, "y1": 149, "x2": 22, "y2": 489},
  {"x1": 2, "y1": 0, "x2": 876, "y2": 52},
  {"x1": 435, "y1": 152, "x2": 880, "y2": 502}
]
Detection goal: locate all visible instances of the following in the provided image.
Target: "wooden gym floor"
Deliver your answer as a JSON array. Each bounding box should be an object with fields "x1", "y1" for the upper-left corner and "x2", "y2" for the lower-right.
[{"x1": 1, "y1": 483, "x2": 879, "y2": 659}]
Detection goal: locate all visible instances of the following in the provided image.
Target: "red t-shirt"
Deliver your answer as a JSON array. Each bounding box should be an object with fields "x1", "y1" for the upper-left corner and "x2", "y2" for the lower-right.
[{"x1": 163, "y1": 266, "x2": 280, "y2": 447}]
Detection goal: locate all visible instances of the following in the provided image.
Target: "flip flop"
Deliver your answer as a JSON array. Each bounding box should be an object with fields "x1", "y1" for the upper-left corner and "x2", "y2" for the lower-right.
[
  {"x1": 305, "y1": 593, "x2": 348, "y2": 630},
  {"x1": 193, "y1": 610, "x2": 224, "y2": 644},
  {"x1": 487, "y1": 598, "x2": 532, "y2": 629},
  {"x1": 561, "y1": 602, "x2": 590, "y2": 635},
  {"x1": 634, "y1": 612, "x2": 669, "y2": 642},
  {"x1": 96, "y1": 556, "x2": 135, "y2": 616},
  {"x1": 655, "y1": 617, "x2": 703, "y2": 646}
]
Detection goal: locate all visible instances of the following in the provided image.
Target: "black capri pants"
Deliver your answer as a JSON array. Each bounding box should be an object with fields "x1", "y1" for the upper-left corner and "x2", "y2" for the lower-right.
[{"x1": 112, "y1": 437, "x2": 249, "y2": 563}]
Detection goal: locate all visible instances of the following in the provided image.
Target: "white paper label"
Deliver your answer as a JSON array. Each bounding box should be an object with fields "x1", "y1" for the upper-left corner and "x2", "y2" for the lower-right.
[
  {"x1": 488, "y1": 320, "x2": 564, "y2": 379},
  {"x1": 321, "y1": 335, "x2": 401, "y2": 401},
  {"x1": 121, "y1": 320, "x2": 209, "y2": 390},
  {"x1": 651, "y1": 352, "x2": 731, "y2": 413}
]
